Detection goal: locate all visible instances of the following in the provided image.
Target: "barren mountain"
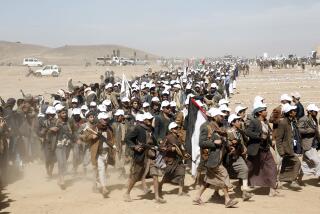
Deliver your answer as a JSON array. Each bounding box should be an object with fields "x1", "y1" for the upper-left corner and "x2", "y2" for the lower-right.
[{"x1": 0, "y1": 41, "x2": 158, "y2": 66}]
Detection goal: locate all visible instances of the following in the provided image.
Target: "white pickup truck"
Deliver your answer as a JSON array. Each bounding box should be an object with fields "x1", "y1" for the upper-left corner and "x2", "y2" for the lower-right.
[
  {"x1": 23, "y1": 58, "x2": 43, "y2": 67},
  {"x1": 35, "y1": 65, "x2": 61, "y2": 77}
]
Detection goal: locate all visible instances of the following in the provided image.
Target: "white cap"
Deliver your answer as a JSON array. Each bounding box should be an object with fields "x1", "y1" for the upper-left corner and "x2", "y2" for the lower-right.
[
  {"x1": 105, "y1": 83, "x2": 113, "y2": 89},
  {"x1": 218, "y1": 99, "x2": 229, "y2": 106},
  {"x1": 72, "y1": 108, "x2": 81, "y2": 115},
  {"x1": 210, "y1": 83, "x2": 218, "y2": 88},
  {"x1": 216, "y1": 76, "x2": 221, "y2": 80},
  {"x1": 143, "y1": 112, "x2": 154, "y2": 120},
  {"x1": 143, "y1": 102, "x2": 150, "y2": 108},
  {"x1": 161, "y1": 100, "x2": 170, "y2": 109},
  {"x1": 168, "y1": 122, "x2": 178, "y2": 130},
  {"x1": 162, "y1": 90, "x2": 169, "y2": 95},
  {"x1": 102, "y1": 99, "x2": 111, "y2": 106},
  {"x1": 121, "y1": 97, "x2": 130, "y2": 102},
  {"x1": 151, "y1": 97, "x2": 160, "y2": 102},
  {"x1": 45, "y1": 106, "x2": 56, "y2": 115},
  {"x1": 219, "y1": 104, "x2": 231, "y2": 112},
  {"x1": 97, "y1": 104, "x2": 107, "y2": 112},
  {"x1": 228, "y1": 114, "x2": 241, "y2": 124},
  {"x1": 291, "y1": 92, "x2": 301, "y2": 99},
  {"x1": 89, "y1": 101, "x2": 97, "y2": 107},
  {"x1": 84, "y1": 87, "x2": 91, "y2": 93},
  {"x1": 71, "y1": 98, "x2": 78, "y2": 103},
  {"x1": 97, "y1": 112, "x2": 109, "y2": 120},
  {"x1": 186, "y1": 84, "x2": 192, "y2": 90},
  {"x1": 81, "y1": 105, "x2": 88, "y2": 111},
  {"x1": 174, "y1": 84, "x2": 181, "y2": 89},
  {"x1": 57, "y1": 89, "x2": 65, "y2": 98},
  {"x1": 114, "y1": 109, "x2": 125, "y2": 116},
  {"x1": 55, "y1": 104, "x2": 65, "y2": 112},
  {"x1": 306, "y1": 104, "x2": 319, "y2": 112},
  {"x1": 280, "y1": 94, "x2": 292, "y2": 102},
  {"x1": 136, "y1": 113, "x2": 144, "y2": 122},
  {"x1": 282, "y1": 103, "x2": 297, "y2": 113},
  {"x1": 253, "y1": 102, "x2": 267, "y2": 112},
  {"x1": 207, "y1": 108, "x2": 225, "y2": 117},
  {"x1": 53, "y1": 100, "x2": 61, "y2": 107},
  {"x1": 254, "y1": 95, "x2": 264, "y2": 103},
  {"x1": 170, "y1": 101, "x2": 176, "y2": 107},
  {"x1": 235, "y1": 105, "x2": 248, "y2": 114}
]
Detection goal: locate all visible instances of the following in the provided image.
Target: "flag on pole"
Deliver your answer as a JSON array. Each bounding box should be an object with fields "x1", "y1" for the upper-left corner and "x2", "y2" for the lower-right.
[
  {"x1": 185, "y1": 98, "x2": 208, "y2": 176},
  {"x1": 120, "y1": 73, "x2": 131, "y2": 99}
]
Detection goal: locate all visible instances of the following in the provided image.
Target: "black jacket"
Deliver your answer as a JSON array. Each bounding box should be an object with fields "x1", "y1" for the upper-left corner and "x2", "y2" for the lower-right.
[
  {"x1": 125, "y1": 123, "x2": 156, "y2": 162},
  {"x1": 245, "y1": 117, "x2": 271, "y2": 156},
  {"x1": 199, "y1": 121, "x2": 224, "y2": 168}
]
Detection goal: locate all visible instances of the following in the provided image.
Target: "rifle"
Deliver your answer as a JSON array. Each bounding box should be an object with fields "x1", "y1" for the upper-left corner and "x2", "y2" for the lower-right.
[
  {"x1": 172, "y1": 143, "x2": 191, "y2": 160},
  {"x1": 83, "y1": 126, "x2": 116, "y2": 150}
]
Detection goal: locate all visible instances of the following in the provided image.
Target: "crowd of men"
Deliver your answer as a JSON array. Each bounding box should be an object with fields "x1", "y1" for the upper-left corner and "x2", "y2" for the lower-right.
[{"x1": 0, "y1": 62, "x2": 320, "y2": 208}]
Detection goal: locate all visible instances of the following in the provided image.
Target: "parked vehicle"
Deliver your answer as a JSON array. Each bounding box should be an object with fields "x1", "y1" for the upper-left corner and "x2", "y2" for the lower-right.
[
  {"x1": 23, "y1": 58, "x2": 43, "y2": 67},
  {"x1": 35, "y1": 65, "x2": 61, "y2": 77}
]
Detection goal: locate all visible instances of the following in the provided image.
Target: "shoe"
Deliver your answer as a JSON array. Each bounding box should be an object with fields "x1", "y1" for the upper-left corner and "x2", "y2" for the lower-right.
[
  {"x1": 124, "y1": 194, "x2": 132, "y2": 202},
  {"x1": 289, "y1": 181, "x2": 302, "y2": 191},
  {"x1": 102, "y1": 187, "x2": 110, "y2": 198},
  {"x1": 155, "y1": 198, "x2": 166, "y2": 204},
  {"x1": 225, "y1": 199, "x2": 238, "y2": 208},
  {"x1": 192, "y1": 198, "x2": 204, "y2": 205},
  {"x1": 242, "y1": 191, "x2": 254, "y2": 201},
  {"x1": 209, "y1": 193, "x2": 224, "y2": 203},
  {"x1": 269, "y1": 189, "x2": 284, "y2": 197}
]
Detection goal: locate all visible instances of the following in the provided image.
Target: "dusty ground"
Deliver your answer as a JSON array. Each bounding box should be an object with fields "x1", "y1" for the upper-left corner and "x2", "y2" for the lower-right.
[
  {"x1": 1, "y1": 65, "x2": 320, "y2": 214},
  {"x1": 0, "y1": 65, "x2": 160, "y2": 100}
]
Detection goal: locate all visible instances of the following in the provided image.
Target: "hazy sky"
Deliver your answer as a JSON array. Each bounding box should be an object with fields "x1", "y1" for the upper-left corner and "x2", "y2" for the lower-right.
[{"x1": 1, "y1": 0, "x2": 319, "y2": 57}]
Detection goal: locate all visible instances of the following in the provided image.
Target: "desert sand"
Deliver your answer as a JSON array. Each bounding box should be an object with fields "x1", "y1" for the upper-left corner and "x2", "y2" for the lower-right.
[{"x1": 1, "y1": 65, "x2": 320, "y2": 214}]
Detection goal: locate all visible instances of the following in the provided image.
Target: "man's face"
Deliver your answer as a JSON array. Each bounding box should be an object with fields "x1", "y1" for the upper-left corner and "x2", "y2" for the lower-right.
[
  {"x1": 88, "y1": 115, "x2": 95, "y2": 123},
  {"x1": 162, "y1": 95, "x2": 168, "y2": 101},
  {"x1": 311, "y1": 111, "x2": 318, "y2": 117},
  {"x1": 162, "y1": 106, "x2": 171, "y2": 115},
  {"x1": 233, "y1": 119, "x2": 241, "y2": 129},
  {"x1": 261, "y1": 110, "x2": 268, "y2": 118},
  {"x1": 210, "y1": 88, "x2": 216, "y2": 94},
  {"x1": 144, "y1": 119, "x2": 152, "y2": 127},
  {"x1": 59, "y1": 111, "x2": 67, "y2": 120},
  {"x1": 238, "y1": 110, "x2": 246, "y2": 119},
  {"x1": 222, "y1": 111, "x2": 230, "y2": 117},
  {"x1": 214, "y1": 115, "x2": 223, "y2": 124},
  {"x1": 99, "y1": 118, "x2": 108, "y2": 126},
  {"x1": 132, "y1": 101, "x2": 139, "y2": 110},
  {"x1": 72, "y1": 103, "x2": 78, "y2": 108},
  {"x1": 171, "y1": 107, "x2": 176, "y2": 113},
  {"x1": 289, "y1": 110, "x2": 297, "y2": 118},
  {"x1": 171, "y1": 127, "x2": 178, "y2": 135},
  {"x1": 117, "y1": 115, "x2": 124, "y2": 122},
  {"x1": 73, "y1": 114, "x2": 81, "y2": 121},
  {"x1": 47, "y1": 114, "x2": 55, "y2": 120}
]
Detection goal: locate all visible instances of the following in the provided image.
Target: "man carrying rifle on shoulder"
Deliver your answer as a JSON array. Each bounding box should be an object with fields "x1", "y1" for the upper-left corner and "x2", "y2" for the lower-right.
[
  {"x1": 80, "y1": 111, "x2": 116, "y2": 198},
  {"x1": 124, "y1": 112, "x2": 166, "y2": 204}
]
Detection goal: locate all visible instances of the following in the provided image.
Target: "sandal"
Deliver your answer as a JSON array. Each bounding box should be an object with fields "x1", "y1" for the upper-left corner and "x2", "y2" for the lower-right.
[
  {"x1": 225, "y1": 199, "x2": 238, "y2": 208},
  {"x1": 192, "y1": 198, "x2": 204, "y2": 205}
]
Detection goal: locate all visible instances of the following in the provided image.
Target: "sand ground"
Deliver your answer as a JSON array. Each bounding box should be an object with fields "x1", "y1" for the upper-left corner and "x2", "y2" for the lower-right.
[{"x1": 1, "y1": 65, "x2": 320, "y2": 214}]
